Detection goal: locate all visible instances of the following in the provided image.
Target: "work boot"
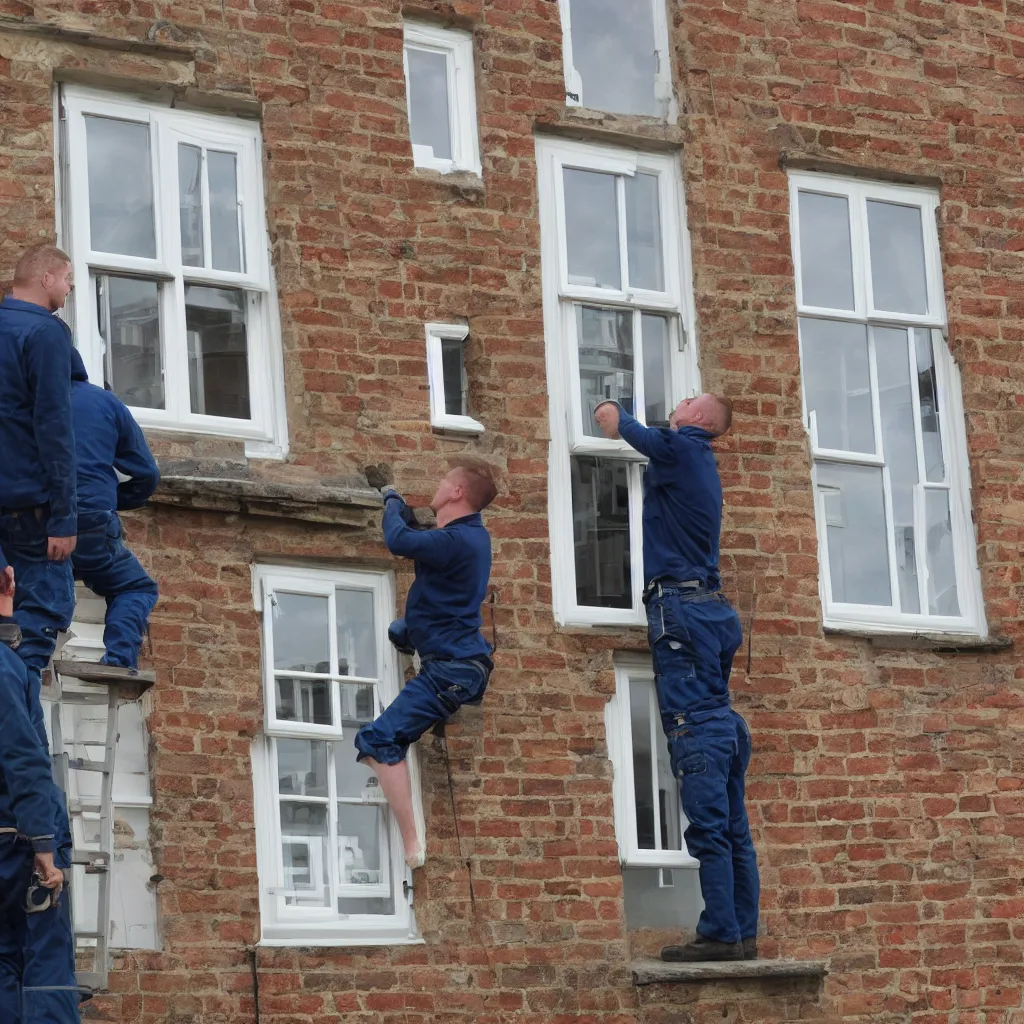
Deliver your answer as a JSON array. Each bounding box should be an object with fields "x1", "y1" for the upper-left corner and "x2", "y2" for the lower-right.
[
  {"x1": 743, "y1": 937, "x2": 758, "y2": 960},
  {"x1": 0, "y1": 622, "x2": 22, "y2": 650},
  {"x1": 660, "y1": 937, "x2": 744, "y2": 963}
]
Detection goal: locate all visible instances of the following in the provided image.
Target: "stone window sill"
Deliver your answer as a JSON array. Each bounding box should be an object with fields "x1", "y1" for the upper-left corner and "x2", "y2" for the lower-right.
[
  {"x1": 632, "y1": 959, "x2": 828, "y2": 986},
  {"x1": 823, "y1": 628, "x2": 1013, "y2": 654}
]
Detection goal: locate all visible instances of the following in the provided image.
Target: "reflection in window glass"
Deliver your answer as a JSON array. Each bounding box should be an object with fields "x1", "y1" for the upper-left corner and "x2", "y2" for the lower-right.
[
  {"x1": 577, "y1": 306, "x2": 633, "y2": 436},
  {"x1": 797, "y1": 191, "x2": 855, "y2": 310},
  {"x1": 209, "y1": 151, "x2": 242, "y2": 273},
  {"x1": 185, "y1": 286, "x2": 250, "y2": 420},
  {"x1": 97, "y1": 275, "x2": 164, "y2": 411},
  {"x1": 625, "y1": 172, "x2": 663, "y2": 291},
  {"x1": 925, "y1": 490, "x2": 959, "y2": 616},
  {"x1": 567, "y1": 0, "x2": 659, "y2": 116},
  {"x1": 335, "y1": 590, "x2": 377, "y2": 678},
  {"x1": 441, "y1": 338, "x2": 467, "y2": 417},
  {"x1": 564, "y1": 169, "x2": 620, "y2": 289},
  {"x1": 571, "y1": 456, "x2": 631, "y2": 608},
  {"x1": 337, "y1": 804, "x2": 387, "y2": 888},
  {"x1": 406, "y1": 47, "x2": 452, "y2": 160},
  {"x1": 914, "y1": 328, "x2": 945, "y2": 482},
  {"x1": 178, "y1": 143, "x2": 204, "y2": 267},
  {"x1": 867, "y1": 200, "x2": 928, "y2": 314},
  {"x1": 272, "y1": 593, "x2": 329, "y2": 672},
  {"x1": 274, "y1": 678, "x2": 332, "y2": 726},
  {"x1": 641, "y1": 314, "x2": 671, "y2": 427}
]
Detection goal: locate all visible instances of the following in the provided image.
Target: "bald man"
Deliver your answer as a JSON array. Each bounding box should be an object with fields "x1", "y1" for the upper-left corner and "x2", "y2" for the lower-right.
[{"x1": 595, "y1": 395, "x2": 760, "y2": 964}]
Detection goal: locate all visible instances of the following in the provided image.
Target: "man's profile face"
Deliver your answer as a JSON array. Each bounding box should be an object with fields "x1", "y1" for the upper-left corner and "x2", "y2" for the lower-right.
[
  {"x1": 42, "y1": 263, "x2": 74, "y2": 311},
  {"x1": 430, "y1": 470, "x2": 463, "y2": 514}
]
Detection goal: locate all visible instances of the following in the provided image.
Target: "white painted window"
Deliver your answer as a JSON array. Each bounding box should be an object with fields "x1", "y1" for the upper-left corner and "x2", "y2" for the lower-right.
[
  {"x1": 558, "y1": 0, "x2": 675, "y2": 118},
  {"x1": 425, "y1": 322, "x2": 484, "y2": 434},
  {"x1": 58, "y1": 85, "x2": 287, "y2": 457},
  {"x1": 606, "y1": 656, "x2": 702, "y2": 929},
  {"x1": 251, "y1": 566, "x2": 421, "y2": 946},
  {"x1": 789, "y1": 172, "x2": 985, "y2": 635},
  {"x1": 403, "y1": 22, "x2": 481, "y2": 176},
  {"x1": 536, "y1": 137, "x2": 699, "y2": 627}
]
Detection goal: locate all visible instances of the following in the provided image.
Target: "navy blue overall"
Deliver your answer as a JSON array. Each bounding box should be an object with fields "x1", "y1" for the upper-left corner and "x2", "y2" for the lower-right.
[
  {"x1": 0, "y1": 562, "x2": 80, "y2": 1024},
  {"x1": 617, "y1": 407, "x2": 760, "y2": 945},
  {"x1": 355, "y1": 493, "x2": 492, "y2": 764},
  {"x1": 68, "y1": 349, "x2": 159, "y2": 669}
]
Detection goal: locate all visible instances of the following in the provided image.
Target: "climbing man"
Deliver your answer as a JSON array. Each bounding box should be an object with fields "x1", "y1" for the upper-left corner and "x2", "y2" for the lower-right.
[
  {"x1": 0, "y1": 552, "x2": 81, "y2": 1024},
  {"x1": 68, "y1": 348, "x2": 160, "y2": 675},
  {"x1": 594, "y1": 395, "x2": 760, "y2": 963},
  {"x1": 0, "y1": 244, "x2": 78, "y2": 696},
  {"x1": 356, "y1": 460, "x2": 497, "y2": 868}
]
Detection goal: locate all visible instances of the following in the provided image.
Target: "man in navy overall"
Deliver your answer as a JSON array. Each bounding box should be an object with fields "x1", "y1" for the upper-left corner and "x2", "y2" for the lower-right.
[
  {"x1": 356, "y1": 462, "x2": 496, "y2": 868},
  {"x1": 0, "y1": 245, "x2": 78, "y2": 701},
  {"x1": 0, "y1": 549, "x2": 81, "y2": 1024},
  {"x1": 68, "y1": 348, "x2": 160, "y2": 674},
  {"x1": 595, "y1": 395, "x2": 760, "y2": 963}
]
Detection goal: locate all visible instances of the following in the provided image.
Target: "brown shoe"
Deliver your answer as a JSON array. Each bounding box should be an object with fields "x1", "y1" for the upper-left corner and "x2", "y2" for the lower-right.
[
  {"x1": 661, "y1": 937, "x2": 744, "y2": 963},
  {"x1": 743, "y1": 937, "x2": 758, "y2": 960}
]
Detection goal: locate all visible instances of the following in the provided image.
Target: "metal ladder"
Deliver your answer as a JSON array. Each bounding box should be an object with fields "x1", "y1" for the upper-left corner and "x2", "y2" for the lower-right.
[{"x1": 47, "y1": 658, "x2": 155, "y2": 994}]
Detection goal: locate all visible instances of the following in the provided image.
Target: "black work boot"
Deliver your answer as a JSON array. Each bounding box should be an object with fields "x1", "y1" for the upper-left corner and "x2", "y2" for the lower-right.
[
  {"x1": 660, "y1": 937, "x2": 744, "y2": 963},
  {"x1": 742, "y1": 937, "x2": 758, "y2": 960}
]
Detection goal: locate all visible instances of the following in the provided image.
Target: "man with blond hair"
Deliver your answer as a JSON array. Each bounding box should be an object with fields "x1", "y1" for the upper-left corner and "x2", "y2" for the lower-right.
[
  {"x1": 595, "y1": 394, "x2": 759, "y2": 964},
  {"x1": 358, "y1": 461, "x2": 497, "y2": 869},
  {"x1": 0, "y1": 244, "x2": 78, "y2": 686}
]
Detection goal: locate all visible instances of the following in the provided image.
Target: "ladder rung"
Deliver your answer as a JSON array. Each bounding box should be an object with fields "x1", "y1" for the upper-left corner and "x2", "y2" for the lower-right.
[
  {"x1": 66, "y1": 758, "x2": 112, "y2": 774},
  {"x1": 71, "y1": 849, "x2": 109, "y2": 867},
  {"x1": 73, "y1": 930, "x2": 106, "y2": 940},
  {"x1": 67, "y1": 800, "x2": 102, "y2": 814},
  {"x1": 76, "y1": 971, "x2": 105, "y2": 991}
]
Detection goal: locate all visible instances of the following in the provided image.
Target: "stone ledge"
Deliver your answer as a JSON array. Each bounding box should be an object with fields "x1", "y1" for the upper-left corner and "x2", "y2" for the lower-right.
[
  {"x1": 823, "y1": 628, "x2": 1013, "y2": 654},
  {"x1": 632, "y1": 959, "x2": 828, "y2": 986},
  {"x1": 150, "y1": 474, "x2": 382, "y2": 527}
]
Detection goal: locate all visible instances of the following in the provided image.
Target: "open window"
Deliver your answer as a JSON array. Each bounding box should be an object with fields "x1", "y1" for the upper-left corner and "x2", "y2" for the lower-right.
[
  {"x1": 606, "y1": 657, "x2": 702, "y2": 930},
  {"x1": 59, "y1": 86, "x2": 287, "y2": 456},
  {"x1": 536, "y1": 137, "x2": 699, "y2": 627},
  {"x1": 251, "y1": 566, "x2": 420, "y2": 946},
  {"x1": 403, "y1": 22, "x2": 481, "y2": 176},
  {"x1": 558, "y1": 0, "x2": 675, "y2": 118},
  {"x1": 425, "y1": 322, "x2": 484, "y2": 434},
  {"x1": 789, "y1": 172, "x2": 986, "y2": 635}
]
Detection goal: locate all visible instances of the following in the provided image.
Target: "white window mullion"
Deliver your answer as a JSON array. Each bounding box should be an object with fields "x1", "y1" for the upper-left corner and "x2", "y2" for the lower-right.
[
  {"x1": 325, "y1": 742, "x2": 341, "y2": 914},
  {"x1": 906, "y1": 327, "x2": 930, "y2": 614}
]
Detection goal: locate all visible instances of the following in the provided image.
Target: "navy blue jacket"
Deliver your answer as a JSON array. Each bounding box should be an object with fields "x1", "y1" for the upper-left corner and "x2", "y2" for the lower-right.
[
  {"x1": 382, "y1": 495, "x2": 492, "y2": 661},
  {"x1": 0, "y1": 642, "x2": 57, "y2": 853},
  {"x1": 616, "y1": 408, "x2": 723, "y2": 589},
  {"x1": 0, "y1": 298, "x2": 77, "y2": 535},
  {"x1": 70, "y1": 348, "x2": 160, "y2": 514}
]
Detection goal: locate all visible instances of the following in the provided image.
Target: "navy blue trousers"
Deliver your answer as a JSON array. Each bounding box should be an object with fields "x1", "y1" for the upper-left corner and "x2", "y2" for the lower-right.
[
  {"x1": 355, "y1": 658, "x2": 491, "y2": 764},
  {"x1": 647, "y1": 586, "x2": 760, "y2": 944},
  {"x1": 0, "y1": 837, "x2": 79, "y2": 1024},
  {"x1": 71, "y1": 512, "x2": 158, "y2": 670}
]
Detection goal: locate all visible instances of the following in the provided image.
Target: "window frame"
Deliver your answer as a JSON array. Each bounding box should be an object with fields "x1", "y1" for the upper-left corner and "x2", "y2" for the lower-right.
[
  {"x1": 57, "y1": 85, "x2": 288, "y2": 457},
  {"x1": 557, "y1": 0, "x2": 676, "y2": 119},
  {"x1": 251, "y1": 565, "x2": 422, "y2": 947},
  {"x1": 788, "y1": 171, "x2": 986, "y2": 636},
  {"x1": 605, "y1": 655, "x2": 698, "y2": 870},
  {"x1": 425, "y1": 322, "x2": 484, "y2": 435},
  {"x1": 536, "y1": 136, "x2": 700, "y2": 627},
  {"x1": 402, "y1": 22, "x2": 481, "y2": 177}
]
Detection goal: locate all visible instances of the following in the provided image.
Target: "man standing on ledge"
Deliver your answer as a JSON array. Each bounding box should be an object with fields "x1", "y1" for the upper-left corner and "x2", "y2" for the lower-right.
[
  {"x1": 356, "y1": 461, "x2": 496, "y2": 868},
  {"x1": 594, "y1": 395, "x2": 760, "y2": 964}
]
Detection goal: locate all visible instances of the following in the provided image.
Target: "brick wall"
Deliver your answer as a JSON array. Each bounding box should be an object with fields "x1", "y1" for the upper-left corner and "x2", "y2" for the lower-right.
[{"x1": 0, "y1": 0, "x2": 1020, "y2": 1020}]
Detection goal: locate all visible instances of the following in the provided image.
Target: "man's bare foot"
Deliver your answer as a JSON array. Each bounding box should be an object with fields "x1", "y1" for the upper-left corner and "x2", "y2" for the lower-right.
[{"x1": 405, "y1": 845, "x2": 425, "y2": 870}]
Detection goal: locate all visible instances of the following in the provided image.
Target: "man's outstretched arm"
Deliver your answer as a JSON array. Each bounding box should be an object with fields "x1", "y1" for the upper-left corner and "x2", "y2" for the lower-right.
[
  {"x1": 381, "y1": 489, "x2": 457, "y2": 569},
  {"x1": 594, "y1": 401, "x2": 675, "y2": 461}
]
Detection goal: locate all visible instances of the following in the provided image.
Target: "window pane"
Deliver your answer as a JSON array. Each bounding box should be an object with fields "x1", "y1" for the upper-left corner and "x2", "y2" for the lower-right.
[
  {"x1": 340, "y1": 683, "x2": 376, "y2": 730},
  {"x1": 624, "y1": 867, "x2": 703, "y2": 931},
  {"x1": 335, "y1": 590, "x2": 377, "y2": 679},
  {"x1": 641, "y1": 313, "x2": 671, "y2": 427},
  {"x1": 567, "y1": 0, "x2": 658, "y2": 116},
  {"x1": 629, "y1": 679, "x2": 656, "y2": 849},
  {"x1": 875, "y1": 327, "x2": 920, "y2": 614},
  {"x1": 571, "y1": 456, "x2": 631, "y2": 608},
  {"x1": 564, "y1": 169, "x2": 620, "y2": 289},
  {"x1": 406, "y1": 47, "x2": 452, "y2": 160},
  {"x1": 337, "y1": 896, "x2": 396, "y2": 915},
  {"x1": 817, "y1": 463, "x2": 891, "y2": 607},
  {"x1": 84, "y1": 116, "x2": 156, "y2": 258},
  {"x1": 925, "y1": 490, "x2": 959, "y2": 616},
  {"x1": 656, "y1": 716, "x2": 681, "y2": 853},
  {"x1": 274, "y1": 678, "x2": 332, "y2": 726},
  {"x1": 279, "y1": 804, "x2": 330, "y2": 907},
  {"x1": 276, "y1": 739, "x2": 330, "y2": 797},
  {"x1": 797, "y1": 191, "x2": 855, "y2": 310},
  {"x1": 185, "y1": 285, "x2": 251, "y2": 420},
  {"x1": 178, "y1": 143, "x2": 204, "y2": 267},
  {"x1": 209, "y1": 151, "x2": 242, "y2": 273},
  {"x1": 625, "y1": 173, "x2": 663, "y2": 291},
  {"x1": 272, "y1": 593, "x2": 329, "y2": 672},
  {"x1": 97, "y1": 275, "x2": 164, "y2": 411},
  {"x1": 577, "y1": 306, "x2": 633, "y2": 436},
  {"x1": 440, "y1": 339, "x2": 466, "y2": 417},
  {"x1": 867, "y1": 200, "x2": 928, "y2": 314},
  {"x1": 914, "y1": 328, "x2": 945, "y2": 482},
  {"x1": 337, "y1": 804, "x2": 387, "y2": 886},
  {"x1": 799, "y1": 319, "x2": 875, "y2": 453}
]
